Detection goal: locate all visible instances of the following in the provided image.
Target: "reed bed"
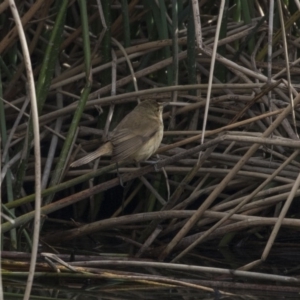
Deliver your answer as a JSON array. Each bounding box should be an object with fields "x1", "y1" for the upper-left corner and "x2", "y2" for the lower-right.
[{"x1": 1, "y1": 1, "x2": 300, "y2": 299}]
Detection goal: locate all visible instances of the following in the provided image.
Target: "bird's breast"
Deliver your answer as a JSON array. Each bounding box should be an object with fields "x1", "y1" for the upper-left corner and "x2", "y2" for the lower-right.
[{"x1": 131, "y1": 126, "x2": 163, "y2": 162}]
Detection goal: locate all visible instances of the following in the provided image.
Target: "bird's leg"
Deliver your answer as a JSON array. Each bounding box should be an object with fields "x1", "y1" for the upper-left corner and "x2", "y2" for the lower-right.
[
  {"x1": 144, "y1": 154, "x2": 161, "y2": 171},
  {"x1": 154, "y1": 156, "x2": 161, "y2": 172},
  {"x1": 116, "y1": 162, "x2": 124, "y2": 187}
]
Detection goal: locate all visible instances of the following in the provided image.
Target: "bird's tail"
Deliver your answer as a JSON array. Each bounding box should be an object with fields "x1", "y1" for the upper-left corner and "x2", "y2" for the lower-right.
[{"x1": 70, "y1": 142, "x2": 113, "y2": 167}]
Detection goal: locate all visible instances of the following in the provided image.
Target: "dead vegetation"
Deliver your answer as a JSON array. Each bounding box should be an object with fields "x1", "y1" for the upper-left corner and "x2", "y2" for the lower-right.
[{"x1": 1, "y1": 1, "x2": 300, "y2": 299}]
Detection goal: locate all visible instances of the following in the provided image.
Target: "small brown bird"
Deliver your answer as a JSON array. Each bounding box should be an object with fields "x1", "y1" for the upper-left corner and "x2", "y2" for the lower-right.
[{"x1": 71, "y1": 100, "x2": 164, "y2": 167}]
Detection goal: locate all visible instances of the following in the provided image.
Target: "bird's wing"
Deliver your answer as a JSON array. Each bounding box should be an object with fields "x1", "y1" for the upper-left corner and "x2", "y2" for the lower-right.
[{"x1": 110, "y1": 127, "x2": 158, "y2": 162}]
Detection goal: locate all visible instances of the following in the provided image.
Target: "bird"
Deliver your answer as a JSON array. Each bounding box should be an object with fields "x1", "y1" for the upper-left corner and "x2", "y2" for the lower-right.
[{"x1": 70, "y1": 99, "x2": 164, "y2": 167}]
